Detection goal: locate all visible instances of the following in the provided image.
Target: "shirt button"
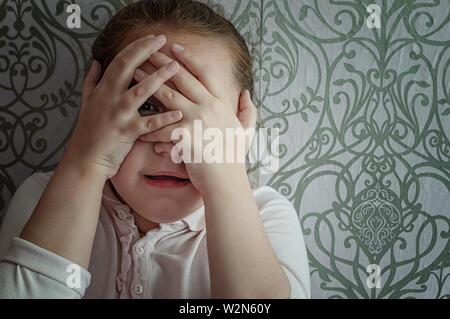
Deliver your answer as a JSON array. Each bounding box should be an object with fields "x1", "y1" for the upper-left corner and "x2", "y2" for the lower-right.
[
  {"x1": 116, "y1": 209, "x2": 128, "y2": 220},
  {"x1": 134, "y1": 245, "x2": 144, "y2": 255},
  {"x1": 134, "y1": 283, "x2": 143, "y2": 295}
]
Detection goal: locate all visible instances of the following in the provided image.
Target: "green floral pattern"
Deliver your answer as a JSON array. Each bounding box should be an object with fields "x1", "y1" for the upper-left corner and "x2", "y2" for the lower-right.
[{"x1": 0, "y1": 0, "x2": 449, "y2": 298}]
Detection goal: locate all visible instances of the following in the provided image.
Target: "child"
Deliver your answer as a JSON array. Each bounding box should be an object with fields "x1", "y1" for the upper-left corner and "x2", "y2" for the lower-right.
[{"x1": 0, "y1": 0, "x2": 310, "y2": 299}]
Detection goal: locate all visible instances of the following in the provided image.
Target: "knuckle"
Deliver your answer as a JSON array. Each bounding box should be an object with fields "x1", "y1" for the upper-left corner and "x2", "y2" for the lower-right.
[
  {"x1": 146, "y1": 119, "x2": 153, "y2": 131},
  {"x1": 151, "y1": 70, "x2": 164, "y2": 83},
  {"x1": 183, "y1": 49, "x2": 193, "y2": 59},
  {"x1": 135, "y1": 41, "x2": 148, "y2": 51},
  {"x1": 115, "y1": 55, "x2": 130, "y2": 68},
  {"x1": 131, "y1": 85, "x2": 146, "y2": 98},
  {"x1": 162, "y1": 88, "x2": 176, "y2": 100},
  {"x1": 121, "y1": 41, "x2": 135, "y2": 53},
  {"x1": 152, "y1": 116, "x2": 164, "y2": 129}
]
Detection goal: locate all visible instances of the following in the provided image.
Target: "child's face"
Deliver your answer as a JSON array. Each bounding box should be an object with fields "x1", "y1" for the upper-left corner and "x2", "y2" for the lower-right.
[{"x1": 110, "y1": 31, "x2": 241, "y2": 224}]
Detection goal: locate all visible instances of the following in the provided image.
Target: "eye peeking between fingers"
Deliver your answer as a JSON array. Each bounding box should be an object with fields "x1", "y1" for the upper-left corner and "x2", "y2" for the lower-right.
[{"x1": 138, "y1": 100, "x2": 165, "y2": 116}]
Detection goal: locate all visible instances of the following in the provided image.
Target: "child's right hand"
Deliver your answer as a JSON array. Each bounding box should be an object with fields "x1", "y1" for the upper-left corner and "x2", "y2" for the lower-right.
[{"x1": 64, "y1": 34, "x2": 182, "y2": 180}]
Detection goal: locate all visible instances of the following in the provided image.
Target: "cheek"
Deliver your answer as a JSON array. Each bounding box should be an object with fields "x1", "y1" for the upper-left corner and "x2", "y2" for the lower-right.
[
  {"x1": 112, "y1": 142, "x2": 151, "y2": 181},
  {"x1": 109, "y1": 143, "x2": 155, "y2": 206}
]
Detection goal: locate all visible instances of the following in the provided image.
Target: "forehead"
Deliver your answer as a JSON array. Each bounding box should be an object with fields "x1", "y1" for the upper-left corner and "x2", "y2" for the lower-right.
[{"x1": 121, "y1": 30, "x2": 236, "y2": 93}]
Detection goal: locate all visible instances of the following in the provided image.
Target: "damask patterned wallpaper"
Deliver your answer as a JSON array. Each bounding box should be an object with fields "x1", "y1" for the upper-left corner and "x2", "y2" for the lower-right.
[{"x1": 0, "y1": 0, "x2": 449, "y2": 299}]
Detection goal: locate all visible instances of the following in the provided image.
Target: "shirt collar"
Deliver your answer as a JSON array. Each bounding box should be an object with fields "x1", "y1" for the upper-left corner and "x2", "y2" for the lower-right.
[{"x1": 101, "y1": 180, "x2": 205, "y2": 232}]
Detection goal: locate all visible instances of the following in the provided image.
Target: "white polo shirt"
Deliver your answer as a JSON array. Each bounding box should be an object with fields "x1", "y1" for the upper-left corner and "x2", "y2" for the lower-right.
[{"x1": 0, "y1": 171, "x2": 310, "y2": 298}]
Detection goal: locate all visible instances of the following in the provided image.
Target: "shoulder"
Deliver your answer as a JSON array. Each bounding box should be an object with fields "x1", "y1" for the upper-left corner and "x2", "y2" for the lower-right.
[
  {"x1": 6, "y1": 170, "x2": 54, "y2": 212},
  {"x1": 252, "y1": 185, "x2": 299, "y2": 223},
  {"x1": 7, "y1": 170, "x2": 54, "y2": 204},
  {"x1": 252, "y1": 185, "x2": 293, "y2": 203},
  {"x1": 251, "y1": 185, "x2": 311, "y2": 298},
  {"x1": 21, "y1": 170, "x2": 54, "y2": 197}
]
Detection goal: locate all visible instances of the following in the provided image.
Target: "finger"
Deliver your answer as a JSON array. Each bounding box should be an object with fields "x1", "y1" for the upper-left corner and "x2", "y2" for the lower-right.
[
  {"x1": 133, "y1": 110, "x2": 183, "y2": 136},
  {"x1": 81, "y1": 60, "x2": 101, "y2": 106},
  {"x1": 133, "y1": 59, "x2": 178, "y2": 92},
  {"x1": 170, "y1": 44, "x2": 223, "y2": 97},
  {"x1": 132, "y1": 67, "x2": 193, "y2": 113},
  {"x1": 126, "y1": 61, "x2": 182, "y2": 112},
  {"x1": 101, "y1": 34, "x2": 166, "y2": 92},
  {"x1": 148, "y1": 46, "x2": 221, "y2": 101},
  {"x1": 138, "y1": 124, "x2": 180, "y2": 143},
  {"x1": 147, "y1": 50, "x2": 209, "y2": 103}
]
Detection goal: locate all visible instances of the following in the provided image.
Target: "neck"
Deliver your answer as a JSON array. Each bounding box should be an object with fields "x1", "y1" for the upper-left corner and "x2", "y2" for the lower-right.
[
  {"x1": 134, "y1": 211, "x2": 160, "y2": 234},
  {"x1": 107, "y1": 179, "x2": 126, "y2": 203}
]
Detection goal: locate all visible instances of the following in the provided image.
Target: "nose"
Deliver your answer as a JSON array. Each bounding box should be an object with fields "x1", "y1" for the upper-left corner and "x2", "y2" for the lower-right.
[
  {"x1": 153, "y1": 141, "x2": 186, "y2": 169},
  {"x1": 153, "y1": 141, "x2": 175, "y2": 157}
]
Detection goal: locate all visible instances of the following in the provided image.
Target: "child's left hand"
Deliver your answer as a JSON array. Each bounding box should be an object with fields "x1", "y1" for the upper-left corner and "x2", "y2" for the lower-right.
[{"x1": 132, "y1": 43, "x2": 257, "y2": 193}]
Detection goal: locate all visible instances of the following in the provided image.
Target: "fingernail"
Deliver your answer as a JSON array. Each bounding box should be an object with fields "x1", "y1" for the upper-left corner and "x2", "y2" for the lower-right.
[
  {"x1": 166, "y1": 61, "x2": 178, "y2": 72},
  {"x1": 246, "y1": 90, "x2": 250, "y2": 98},
  {"x1": 172, "y1": 111, "x2": 183, "y2": 120},
  {"x1": 173, "y1": 43, "x2": 184, "y2": 52},
  {"x1": 156, "y1": 35, "x2": 166, "y2": 43},
  {"x1": 134, "y1": 68, "x2": 146, "y2": 80},
  {"x1": 146, "y1": 34, "x2": 155, "y2": 40}
]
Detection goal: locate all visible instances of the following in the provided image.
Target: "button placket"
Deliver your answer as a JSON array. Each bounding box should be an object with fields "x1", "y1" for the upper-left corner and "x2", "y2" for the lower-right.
[
  {"x1": 117, "y1": 208, "x2": 128, "y2": 220},
  {"x1": 134, "y1": 245, "x2": 144, "y2": 255},
  {"x1": 134, "y1": 283, "x2": 144, "y2": 295},
  {"x1": 131, "y1": 231, "x2": 167, "y2": 298}
]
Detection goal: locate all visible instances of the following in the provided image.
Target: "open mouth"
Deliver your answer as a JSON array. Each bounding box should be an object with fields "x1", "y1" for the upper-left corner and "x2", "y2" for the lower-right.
[
  {"x1": 143, "y1": 174, "x2": 191, "y2": 189},
  {"x1": 144, "y1": 175, "x2": 190, "y2": 182}
]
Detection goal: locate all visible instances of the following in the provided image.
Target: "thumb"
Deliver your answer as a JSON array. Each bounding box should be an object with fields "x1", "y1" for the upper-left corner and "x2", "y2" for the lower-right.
[
  {"x1": 237, "y1": 90, "x2": 257, "y2": 156},
  {"x1": 237, "y1": 90, "x2": 257, "y2": 131}
]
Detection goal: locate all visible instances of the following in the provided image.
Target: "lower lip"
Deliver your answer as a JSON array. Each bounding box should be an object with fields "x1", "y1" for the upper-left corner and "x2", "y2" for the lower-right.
[{"x1": 143, "y1": 175, "x2": 191, "y2": 189}]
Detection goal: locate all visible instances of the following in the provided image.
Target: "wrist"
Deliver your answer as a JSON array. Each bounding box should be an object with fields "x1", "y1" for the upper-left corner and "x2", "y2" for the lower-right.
[
  {"x1": 199, "y1": 163, "x2": 249, "y2": 197},
  {"x1": 59, "y1": 145, "x2": 109, "y2": 183}
]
